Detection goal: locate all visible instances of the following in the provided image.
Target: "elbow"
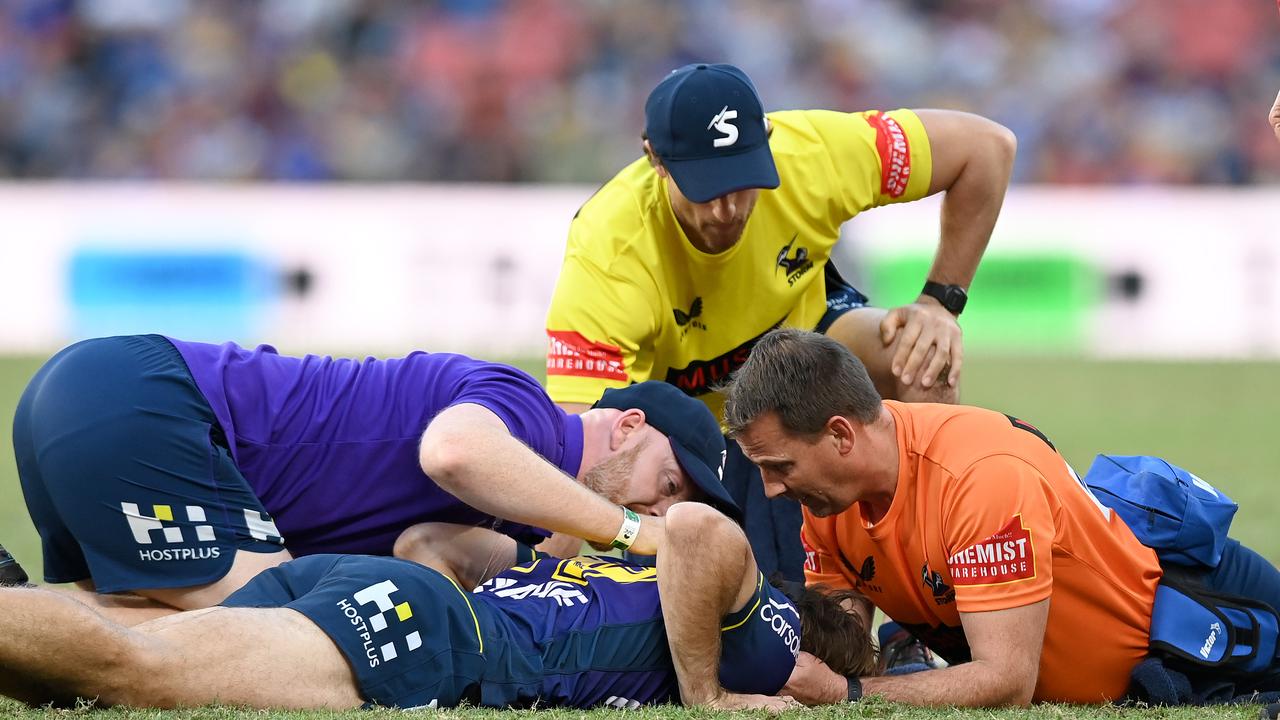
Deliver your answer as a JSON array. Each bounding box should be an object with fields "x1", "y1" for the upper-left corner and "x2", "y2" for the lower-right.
[
  {"x1": 993, "y1": 674, "x2": 1036, "y2": 708},
  {"x1": 393, "y1": 523, "x2": 441, "y2": 560},
  {"x1": 986, "y1": 119, "x2": 1018, "y2": 174},
  {"x1": 418, "y1": 425, "x2": 470, "y2": 490}
]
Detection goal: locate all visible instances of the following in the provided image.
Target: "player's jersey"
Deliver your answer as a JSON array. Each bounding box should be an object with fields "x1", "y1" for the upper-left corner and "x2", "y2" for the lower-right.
[
  {"x1": 473, "y1": 554, "x2": 800, "y2": 708},
  {"x1": 801, "y1": 402, "x2": 1162, "y2": 703},
  {"x1": 545, "y1": 109, "x2": 933, "y2": 418},
  {"x1": 166, "y1": 339, "x2": 580, "y2": 556}
]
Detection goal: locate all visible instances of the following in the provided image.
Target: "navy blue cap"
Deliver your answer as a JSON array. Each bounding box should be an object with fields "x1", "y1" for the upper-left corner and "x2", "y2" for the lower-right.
[
  {"x1": 593, "y1": 381, "x2": 740, "y2": 520},
  {"x1": 644, "y1": 63, "x2": 779, "y2": 204}
]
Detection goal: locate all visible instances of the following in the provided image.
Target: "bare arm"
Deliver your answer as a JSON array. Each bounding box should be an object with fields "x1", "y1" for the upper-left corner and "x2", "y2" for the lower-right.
[
  {"x1": 536, "y1": 532, "x2": 585, "y2": 558},
  {"x1": 420, "y1": 403, "x2": 663, "y2": 554},
  {"x1": 656, "y1": 503, "x2": 799, "y2": 712},
  {"x1": 880, "y1": 109, "x2": 1016, "y2": 390},
  {"x1": 393, "y1": 523, "x2": 520, "y2": 590},
  {"x1": 860, "y1": 599, "x2": 1048, "y2": 706}
]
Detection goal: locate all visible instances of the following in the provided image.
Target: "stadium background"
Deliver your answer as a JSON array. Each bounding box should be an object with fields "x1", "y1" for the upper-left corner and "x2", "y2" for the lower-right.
[{"x1": 0, "y1": 1, "x2": 1278, "y2": 715}]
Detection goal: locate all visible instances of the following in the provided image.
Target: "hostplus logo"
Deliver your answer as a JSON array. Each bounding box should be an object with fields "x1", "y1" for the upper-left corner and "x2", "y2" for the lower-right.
[
  {"x1": 673, "y1": 296, "x2": 706, "y2": 336},
  {"x1": 336, "y1": 580, "x2": 423, "y2": 668},
  {"x1": 122, "y1": 502, "x2": 221, "y2": 562},
  {"x1": 776, "y1": 235, "x2": 814, "y2": 287}
]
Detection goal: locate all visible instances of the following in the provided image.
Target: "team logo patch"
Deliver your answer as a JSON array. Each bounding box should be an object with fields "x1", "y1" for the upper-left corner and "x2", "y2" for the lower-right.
[
  {"x1": 673, "y1": 297, "x2": 706, "y2": 333},
  {"x1": 921, "y1": 563, "x2": 955, "y2": 605},
  {"x1": 865, "y1": 112, "x2": 911, "y2": 198},
  {"x1": 948, "y1": 515, "x2": 1036, "y2": 586},
  {"x1": 775, "y1": 234, "x2": 814, "y2": 287},
  {"x1": 337, "y1": 580, "x2": 423, "y2": 668},
  {"x1": 708, "y1": 105, "x2": 739, "y2": 148},
  {"x1": 545, "y1": 330, "x2": 627, "y2": 381}
]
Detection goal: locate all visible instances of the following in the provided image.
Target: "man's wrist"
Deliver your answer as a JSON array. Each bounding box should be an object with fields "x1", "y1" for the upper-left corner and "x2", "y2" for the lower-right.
[
  {"x1": 846, "y1": 675, "x2": 863, "y2": 703},
  {"x1": 920, "y1": 281, "x2": 968, "y2": 316},
  {"x1": 610, "y1": 507, "x2": 641, "y2": 550}
]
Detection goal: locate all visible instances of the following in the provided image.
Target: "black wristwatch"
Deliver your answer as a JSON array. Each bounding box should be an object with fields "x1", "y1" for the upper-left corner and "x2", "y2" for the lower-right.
[
  {"x1": 921, "y1": 281, "x2": 968, "y2": 317},
  {"x1": 846, "y1": 675, "x2": 863, "y2": 703}
]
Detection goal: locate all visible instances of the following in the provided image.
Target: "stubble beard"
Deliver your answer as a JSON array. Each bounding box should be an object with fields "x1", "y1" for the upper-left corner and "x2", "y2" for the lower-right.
[{"x1": 581, "y1": 443, "x2": 643, "y2": 505}]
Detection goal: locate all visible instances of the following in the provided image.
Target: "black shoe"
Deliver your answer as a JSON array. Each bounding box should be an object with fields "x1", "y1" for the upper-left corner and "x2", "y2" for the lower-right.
[{"x1": 0, "y1": 543, "x2": 30, "y2": 587}]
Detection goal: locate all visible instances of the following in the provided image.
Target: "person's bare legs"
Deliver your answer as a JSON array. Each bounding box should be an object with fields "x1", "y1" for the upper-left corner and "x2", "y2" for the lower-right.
[
  {"x1": 0, "y1": 583, "x2": 360, "y2": 709},
  {"x1": 55, "y1": 547, "x2": 294, "y2": 626},
  {"x1": 824, "y1": 308, "x2": 958, "y2": 403}
]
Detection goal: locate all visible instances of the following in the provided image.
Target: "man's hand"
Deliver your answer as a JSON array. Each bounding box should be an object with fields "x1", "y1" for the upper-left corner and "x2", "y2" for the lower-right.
[
  {"x1": 704, "y1": 691, "x2": 802, "y2": 712},
  {"x1": 780, "y1": 651, "x2": 848, "y2": 706},
  {"x1": 880, "y1": 298, "x2": 963, "y2": 389},
  {"x1": 1270, "y1": 89, "x2": 1280, "y2": 143}
]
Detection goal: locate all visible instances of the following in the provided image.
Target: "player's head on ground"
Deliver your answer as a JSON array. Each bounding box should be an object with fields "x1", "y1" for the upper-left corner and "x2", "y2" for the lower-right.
[
  {"x1": 723, "y1": 328, "x2": 887, "y2": 517},
  {"x1": 642, "y1": 63, "x2": 778, "y2": 254},
  {"x1": 584, "y1": 381, "x2": 738, "y2": 519},
  {"x1": 774, "y1": 578, "x2": 876, "y2": 677}
]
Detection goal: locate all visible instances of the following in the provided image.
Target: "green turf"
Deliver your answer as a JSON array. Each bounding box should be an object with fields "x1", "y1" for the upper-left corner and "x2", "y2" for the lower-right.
[{"x1": 0, "y1": 353, "x2": 1276, "y2": 718}]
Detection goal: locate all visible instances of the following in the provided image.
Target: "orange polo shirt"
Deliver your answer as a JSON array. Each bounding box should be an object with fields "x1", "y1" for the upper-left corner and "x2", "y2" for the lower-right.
[{"x1": 802, "y1": 401, "x2": 1162, "y2": 703}]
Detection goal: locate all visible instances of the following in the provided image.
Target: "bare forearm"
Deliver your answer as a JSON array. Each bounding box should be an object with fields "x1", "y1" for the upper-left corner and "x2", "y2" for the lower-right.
[
  {"x1": 921, "y1": 113, "x2": 1015, "y2": 288},
  {"x1": 657, "y1": 504, "x2": 754, "y2": 706},
  {"x1": 861, "y1": 660, "x2": 1033, "y2": 707},
  {"x1": 422, "y1": 405, "x2": 651, "y2": 550}
]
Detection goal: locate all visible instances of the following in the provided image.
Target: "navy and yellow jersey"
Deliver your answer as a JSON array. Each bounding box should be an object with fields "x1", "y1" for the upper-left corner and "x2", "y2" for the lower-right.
[
  {"x1": 224, "y1": 553, "x2": 800, "y2": 710},
  {"x1": 472, "y1": 554, "x2": 800, "y2": 709},
  {"x1": 546, "y1": 109, "x2": 934, "y2": 419}
]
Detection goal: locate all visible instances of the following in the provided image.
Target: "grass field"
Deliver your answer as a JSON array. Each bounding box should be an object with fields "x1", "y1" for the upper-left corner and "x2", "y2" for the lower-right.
[{"x1": 0, "y1": 353, "x2": 1276, "y2": 719}]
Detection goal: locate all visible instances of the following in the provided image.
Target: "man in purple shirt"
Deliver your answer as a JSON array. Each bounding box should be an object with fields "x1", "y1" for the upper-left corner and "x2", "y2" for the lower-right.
[{"x1": 11, "y1": 334, "x2": 734, "y2": 619}]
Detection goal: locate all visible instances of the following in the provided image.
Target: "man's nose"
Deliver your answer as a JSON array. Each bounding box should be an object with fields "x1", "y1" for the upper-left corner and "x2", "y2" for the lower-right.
[
  {"x1": 762, "y1": 477, "x2": 786, "y2": 500},
  {"x1": 710, "y1": 195, "x2": 736, "y2": 222}
]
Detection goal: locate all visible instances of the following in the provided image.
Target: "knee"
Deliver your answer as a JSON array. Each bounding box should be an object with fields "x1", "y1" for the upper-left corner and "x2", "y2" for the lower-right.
[
  {"x1": 86, "y1": 636, "x2": 170, "y2": 707},
  {"x1": 665, "y1": 502, "x2": 736, "y2": 543},
  {"x1": 893, "y1": 379, "x2": 959, "y2": 404},
  {"x1": 393, "y1": 523, "x2": 455, "y2": 560}
]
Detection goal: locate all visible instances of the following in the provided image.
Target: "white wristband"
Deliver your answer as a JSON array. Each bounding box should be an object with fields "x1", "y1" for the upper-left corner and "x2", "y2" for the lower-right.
[{"x1": 610, "y1": 507, "x2": 642, "y2": 551}]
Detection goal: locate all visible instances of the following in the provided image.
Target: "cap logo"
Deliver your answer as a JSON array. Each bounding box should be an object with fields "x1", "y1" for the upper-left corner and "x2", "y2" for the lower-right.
[{"x1": 708, "y1": 105, "x2": 739, "y2": 147}]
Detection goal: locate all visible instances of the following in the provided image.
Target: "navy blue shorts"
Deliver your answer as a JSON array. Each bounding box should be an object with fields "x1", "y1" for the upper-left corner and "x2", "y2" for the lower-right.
[
  {"x1": 224, "y1": 554, "x2": 488, "y2": 709},
  {"x1": 815, "y1": 262, "x2": 871, "y2": 333},
  {"x1": 12, "y1": 335, "x2": 283, "y2": 593}
]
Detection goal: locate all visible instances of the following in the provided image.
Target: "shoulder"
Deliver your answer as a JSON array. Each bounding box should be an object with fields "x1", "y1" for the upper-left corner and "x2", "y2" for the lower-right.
[
  {"x1": 568, "y1": 157, "x2": 665, "y2": 270},
  {"x1": 894, "y1": 402, "x2": 1059, "y2": 479}
]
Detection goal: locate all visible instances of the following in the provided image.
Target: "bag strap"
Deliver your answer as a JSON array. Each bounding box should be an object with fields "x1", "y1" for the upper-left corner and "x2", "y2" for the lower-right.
[{"x1": 1151, "y1": 573, "x2": 1280, "y2": 676}]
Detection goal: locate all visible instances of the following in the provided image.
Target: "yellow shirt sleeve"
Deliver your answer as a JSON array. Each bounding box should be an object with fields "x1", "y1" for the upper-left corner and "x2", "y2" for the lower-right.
[
  {"x1": 801, "y1": 108, "x2": 934, "y2": 218},
  {"x1": 544, "y1": 233, "x2": 659, "y2": 405}
]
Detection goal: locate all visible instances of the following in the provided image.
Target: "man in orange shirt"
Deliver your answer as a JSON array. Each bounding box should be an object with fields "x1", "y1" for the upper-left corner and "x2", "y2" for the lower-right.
[{"x1": 718, "y1": 328, "x2": 1280, "y2": 706}]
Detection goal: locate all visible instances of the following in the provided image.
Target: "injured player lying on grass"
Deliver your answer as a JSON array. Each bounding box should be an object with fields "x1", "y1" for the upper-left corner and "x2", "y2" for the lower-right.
[{"x1": 0, "y1": 503, "x2": 871, "y2": 712}]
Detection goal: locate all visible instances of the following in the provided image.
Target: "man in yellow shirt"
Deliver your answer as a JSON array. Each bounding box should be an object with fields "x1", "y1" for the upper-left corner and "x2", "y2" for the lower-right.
[{"x1": 545, "y1": 63, "x2": 1015, "y2": 580}]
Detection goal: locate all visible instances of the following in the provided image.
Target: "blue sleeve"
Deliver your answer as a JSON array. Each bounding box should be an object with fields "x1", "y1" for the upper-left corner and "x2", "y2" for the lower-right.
[{"x1": 717, "y1": 573, "x2": 800, "y2": 695}]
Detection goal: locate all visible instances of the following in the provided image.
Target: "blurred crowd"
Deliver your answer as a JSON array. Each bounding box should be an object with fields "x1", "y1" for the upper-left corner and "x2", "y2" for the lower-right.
[{"x1": 1, "y1": 0, "x2": 1277, "y2": 184}]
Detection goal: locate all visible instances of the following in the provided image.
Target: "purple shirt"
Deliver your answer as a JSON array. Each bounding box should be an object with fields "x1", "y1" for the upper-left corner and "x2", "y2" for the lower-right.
[{"x1": 166, "y1": 338, "x2": 583, "y2": 557}]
